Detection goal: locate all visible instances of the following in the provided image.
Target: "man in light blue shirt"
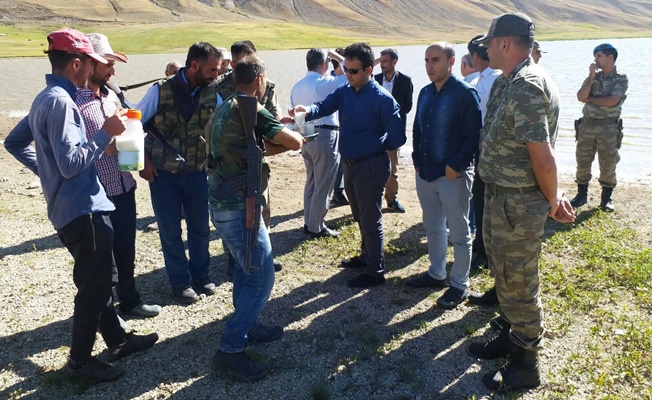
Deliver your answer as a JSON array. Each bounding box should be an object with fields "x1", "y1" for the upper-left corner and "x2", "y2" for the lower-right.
[{"x1": 290, "y1": 48, "x2": 347, "y2": 238}]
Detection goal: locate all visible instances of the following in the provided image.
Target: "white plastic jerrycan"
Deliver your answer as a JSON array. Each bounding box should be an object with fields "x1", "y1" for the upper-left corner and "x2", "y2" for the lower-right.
[{"x1": 115, "y1": 109, "x2": 147, "y2": 171}]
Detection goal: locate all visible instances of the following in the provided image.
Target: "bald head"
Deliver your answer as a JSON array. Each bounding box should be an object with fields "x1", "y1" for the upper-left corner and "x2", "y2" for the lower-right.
[
  {"x1": 424, "y1": 42, "x2": 455, "y2": 88},
  {"x1": 426, "y1": 42, "x2": 455, "y2": 61}
]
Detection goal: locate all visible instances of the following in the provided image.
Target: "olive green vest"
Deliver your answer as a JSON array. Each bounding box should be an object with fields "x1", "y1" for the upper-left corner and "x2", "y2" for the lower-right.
[{"x1": 145, "y1": 77, "x2": 218, "y2": 173}]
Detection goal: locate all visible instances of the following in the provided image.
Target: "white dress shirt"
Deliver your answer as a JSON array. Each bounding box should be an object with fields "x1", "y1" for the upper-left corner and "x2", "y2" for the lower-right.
[
  {"x1": 471, "y1": 67, "x2": 502, "y2": 121},
  {"x1": 290, "y1": 71, "x2": 347, "y2": 126}
]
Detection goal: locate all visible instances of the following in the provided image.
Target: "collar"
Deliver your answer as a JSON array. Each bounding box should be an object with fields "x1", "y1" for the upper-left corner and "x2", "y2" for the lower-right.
[
  {"x1": 306, "y1": 71, "x2": 323, "y2": 78},
  {"x1": 506, "y1": 57, "x2": 532, "y2": 82},
  {"x1": 383, "y1": 71, "x2": 397, "y2": 84},
  {"x1": 45, "y1": 74, "x2": 78, "y2": 98},
  {"x1": 177, "y1": 67, "x2": 200, "y2": 97},
  {"x1": 431, "y1": 75, "x2": 454, "y2": 93},
  {"x1": 351, "y1": 78, "x2": 374, "y2": 94},
  {"x1": 480, "y1": 67, "x2": 496, "y2": 78}
]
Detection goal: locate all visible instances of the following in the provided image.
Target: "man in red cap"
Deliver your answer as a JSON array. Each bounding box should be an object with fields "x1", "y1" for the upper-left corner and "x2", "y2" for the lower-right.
[{"x1": 4, "y1": 29, "x2": 158, "y2": 382}]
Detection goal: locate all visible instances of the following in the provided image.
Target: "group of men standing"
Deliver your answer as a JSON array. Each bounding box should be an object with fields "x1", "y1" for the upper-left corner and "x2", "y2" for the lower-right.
[{"x1": 2, "y1": 8, "x2": 628, "y2": 393}]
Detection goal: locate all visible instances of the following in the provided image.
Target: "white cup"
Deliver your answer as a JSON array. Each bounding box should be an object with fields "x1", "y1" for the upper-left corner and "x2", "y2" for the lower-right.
[{"x1": 294, "y1": 111, "x2": 306, "y2": 127}]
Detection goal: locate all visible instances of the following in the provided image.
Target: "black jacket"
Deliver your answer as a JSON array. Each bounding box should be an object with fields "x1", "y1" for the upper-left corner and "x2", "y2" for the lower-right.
[{"x1": 374, "y1": 70, "x2": 414, "y2": 124}]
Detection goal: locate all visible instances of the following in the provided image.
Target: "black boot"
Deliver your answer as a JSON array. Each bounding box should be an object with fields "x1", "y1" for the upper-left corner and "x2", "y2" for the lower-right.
[
  {"x1": 483, "y1": 346, "x2": 541, "y2": 391},
  {"x1": 468, "y1": 327, "x2": 519, "y2": 359},
  {"x1": 600, "y1": 187, "x2": 615, "y2": 212},
  {"x1": 468, "y1": 286, "x2": 499, "y2": 306},
  {"x1": 570, "y1": 184, "x2": 588, "y2": 208}
]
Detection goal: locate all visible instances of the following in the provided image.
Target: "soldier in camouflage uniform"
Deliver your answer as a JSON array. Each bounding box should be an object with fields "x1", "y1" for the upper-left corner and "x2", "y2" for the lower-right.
[
  {"x1": 215, "y1": 40, "x2": 284, "y2": 271},
  {"x1": 206, "y1": 56, "x2": 303, "y2": 382},
  {"x1": 466, "y1": 12, "x2": 575, "y2": 392},
  {"x1": 571, "y1": 43, "x2": 628, "y2": 212},
  {"x1": 136, "y1": 43, "x2": 222, "y2": 304}
]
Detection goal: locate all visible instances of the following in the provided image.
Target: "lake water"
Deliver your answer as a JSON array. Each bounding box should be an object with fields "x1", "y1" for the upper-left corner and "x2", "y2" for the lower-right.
[{"x1": 1, "y1": 38, "x2": 650, "y2": 182}]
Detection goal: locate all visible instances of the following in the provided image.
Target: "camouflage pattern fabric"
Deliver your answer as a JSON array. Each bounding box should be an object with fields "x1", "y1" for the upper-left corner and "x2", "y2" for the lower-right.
[
  {"x1": 478, "y1": 58, "x2": 559, "y2": 187},
  {"x1": 205, "y1": 92, "x2": 283, "y2": 211},
  {"x1": 145, "y1": 77, "x2": 219, "y2": 173},
  {"x1": 479, "y1": 58, "x2": 560, "y2": 350},
  {"x1": 575, "y1": 122, "x2": 621, "y2": 187},
  {"x1": 215, "y1": 71, "x2": 281, "y2": 118},
  {"x1": 575, "y1": 67, "x2": 628, "y2": 188}
]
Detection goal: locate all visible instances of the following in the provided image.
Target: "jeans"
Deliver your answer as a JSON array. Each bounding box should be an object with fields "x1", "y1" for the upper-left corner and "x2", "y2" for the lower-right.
[
  {"x1": 149, "y1": 170, "x2": 211, "y2": 291},
  {"x1": 415, "y1": 170, "x2": 473, "y2": 290},
  {"x1": 210, "y1": 209, "x2": 275, "y2": 353},
  {"x1": 57, "y1": 213, "x2": 126, "y2": 363}
]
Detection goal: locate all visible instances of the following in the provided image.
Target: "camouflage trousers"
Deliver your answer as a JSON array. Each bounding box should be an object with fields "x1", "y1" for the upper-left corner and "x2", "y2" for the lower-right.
[
  {"x1": 483, "y1": 184, "x2": 549, "y2": 350},
  {"x1": 575, "y1": 122, "x2": 621, "y2": 188}
]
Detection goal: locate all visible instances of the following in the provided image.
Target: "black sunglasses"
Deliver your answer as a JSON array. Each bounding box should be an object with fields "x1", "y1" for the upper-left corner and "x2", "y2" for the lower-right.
[{"x1": 343, "y1": 65, "x2": 366, "y2": 75}]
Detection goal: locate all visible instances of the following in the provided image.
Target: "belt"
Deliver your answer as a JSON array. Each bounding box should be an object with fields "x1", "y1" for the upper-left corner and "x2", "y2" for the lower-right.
[
  {"x1": 342, "y1": 151, "x2": 386, "y2": 166},
  {"x1": 314, "y1": 124, "x2": 339, "y2": 131},
  {"x1": 580, "y1": 117, "x2": 619, "y2": 126},
  {"x1": 485, "y1": 183, "x2": 539, "y2": 195}
]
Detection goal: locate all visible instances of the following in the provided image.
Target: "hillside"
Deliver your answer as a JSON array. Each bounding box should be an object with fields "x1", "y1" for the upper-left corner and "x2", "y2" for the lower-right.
[{"x1": 2, "y1": 0, "x2": 652, "y2": 37}]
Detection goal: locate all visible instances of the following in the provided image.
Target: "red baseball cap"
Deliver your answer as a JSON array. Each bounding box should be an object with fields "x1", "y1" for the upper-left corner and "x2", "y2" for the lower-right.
[{"x1": 47, "y1": 29, "x2": 108, "y2": 64}]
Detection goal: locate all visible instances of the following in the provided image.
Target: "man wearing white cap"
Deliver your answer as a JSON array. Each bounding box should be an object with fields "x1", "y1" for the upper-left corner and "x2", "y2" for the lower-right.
[{"x1": 4, "y1": 29, "x2": 158, "y2": 382}]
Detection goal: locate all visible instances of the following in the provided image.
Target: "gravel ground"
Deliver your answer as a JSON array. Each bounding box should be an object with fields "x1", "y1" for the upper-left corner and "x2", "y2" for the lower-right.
[{"x1": 1, "y1": 114, "x2": 651, "y2": 399}]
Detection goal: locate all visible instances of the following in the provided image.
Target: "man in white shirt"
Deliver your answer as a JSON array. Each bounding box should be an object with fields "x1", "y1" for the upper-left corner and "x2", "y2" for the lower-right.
[
  {"x1": 467, "y1": 35, "x2": 503, "y2": 306},
  {"x1": 290, "y1": 48, "x2": 347, "y2": 238},
  {"x1": 461, "y1": 54, "x2": 479, "y2": 83}
]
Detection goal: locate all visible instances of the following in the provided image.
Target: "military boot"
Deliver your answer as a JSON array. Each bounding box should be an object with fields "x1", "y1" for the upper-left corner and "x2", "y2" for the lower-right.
[
  {"x1": 600, "y1": 187, "x2": 615, "y2": 212},
  {"x1": 483, "y1": 346, "x2": 541, "y2": 391},
  {"x1": 468, "y1": 327, "x2": 519, "y2": 359},
  {"x1": 570, "y1": 184, "x2": 588, "y2": 208}
]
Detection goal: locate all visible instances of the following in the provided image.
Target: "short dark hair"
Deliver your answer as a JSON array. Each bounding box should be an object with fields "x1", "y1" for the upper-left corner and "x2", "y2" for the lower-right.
[
  {"x1": 343, "y1": 42, "x2": 374, "y2": 70},
  {"x1": 231, "y1": 40, "x2": 257, "y2": 58},
  {"x1": 380, "y1": 48, "x2": 398, "y2": 61},
  {"x1": 601, "y1": 48, "x2": 618, "y2": 61},
  {"x1": 468, "y1": 35, "x2": 489, "y2": 61},
  {"x1": 185, "y1": 42, "x2": 222, "y2": 68},
  {"x1": 234, "y1": 55, "x2": 265, "y2": 86},
  {"x1": 306, "y1": 48, "x2": 327, "y2": 71},
  {"x1": 46, "y1": 49, "x2": 89, "y2": 71},
  {"x1": 510, "y1": 35, "x2": 534, "y2": 51}
]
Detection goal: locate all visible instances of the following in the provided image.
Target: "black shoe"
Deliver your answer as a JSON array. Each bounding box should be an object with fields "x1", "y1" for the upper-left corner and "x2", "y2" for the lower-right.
[
  {"x1": 193, "y1": 280, "x2": 216, "y2": 296},
  {"x1": 107, "y1": 332, "x2": 159, "y2": 362},
  {"x1": 468, "y1": 286, "x2": 499, "y2": 306},
  {"x1": 174, "y1": 287, "x2": 200, "y2": 304},
  {"x1": 347, "y1": 273, "x2": 385, "y2": 288},
  {"x1": 406, "y1": 272, "x2": 448, "y2": 288},
  {"x1": 490, "y1": 316, "x2": 511, "y2": 331},
  {"x1": 339, "y1": 256, "x2": 367, "y2": 269},
  {"x1": 67, "y1": 357, "x2": 125, "y2": 382},
  {"x1": 471, "y1": 252, "x2": 488, "y2": 269},
  {"x1": 437, "y1": 286, "x2": 469, "y2": 309},
  {"x1": 387, "y1": 200, "x2": 406, "y2": 213},
  {"x1": 273, "y1": 259, "x2": 283, "y2": 272},
  {"x1": 468, "y1": 328, "x2": 518, "y2": 360},
  {"x1": 303, "y1": 224, "x2": 309, "y2": 234},
  {"x1": 212, "y1": 350, "x2": 268, "y2": 382},
  {"x1": 309, "y1": 226, "x2": 341, "y2": 239},
  {"x1": 482, "y1": 346, "x2": 540, "y2": 391},
  {"x1": 248, "y1": 324, "x2": 283, "y2": 345},
  {"x1": 330, "y1": 191, "x2": 349, "y2": 207}
]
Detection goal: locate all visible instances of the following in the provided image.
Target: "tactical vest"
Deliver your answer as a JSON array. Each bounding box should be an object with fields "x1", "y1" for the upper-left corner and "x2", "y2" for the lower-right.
[{"x1": 145, "y1": 77, "x2": 218, "y2": 173}]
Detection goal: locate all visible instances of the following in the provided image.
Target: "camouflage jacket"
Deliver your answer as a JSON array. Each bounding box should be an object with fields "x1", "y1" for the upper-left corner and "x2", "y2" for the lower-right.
[
  {"x1": 145, "y1": 77, "x2": 219, "y2": 173},
  {"x1": 478, "y1": 58, "x2": 560, "y2": 188},
  {"x1": 582, "y1": 66, "x2": 628, "y2": 119},
  {"x1": 206, "y1": 92, "x2": 284, "y2": 211},
  {"x1": 215, "y1": 71, "x2": 281, "y2": 118}
]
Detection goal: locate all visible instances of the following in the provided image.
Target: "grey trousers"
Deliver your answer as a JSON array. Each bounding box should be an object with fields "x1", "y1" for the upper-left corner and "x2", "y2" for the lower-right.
[{"x1": 302, "y1": 128, "x2": 340, "y2": 233}]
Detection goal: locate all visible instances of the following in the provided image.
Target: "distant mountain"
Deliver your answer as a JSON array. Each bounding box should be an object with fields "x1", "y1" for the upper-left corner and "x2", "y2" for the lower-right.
[{"x1": 2, "y1": 0, "x2": 651, "y2": 34}]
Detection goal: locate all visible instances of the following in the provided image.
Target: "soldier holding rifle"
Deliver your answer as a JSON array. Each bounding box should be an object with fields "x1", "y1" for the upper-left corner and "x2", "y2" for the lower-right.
[{"x1": 206, "y1": 55, "x2": 303, "y2": 382}]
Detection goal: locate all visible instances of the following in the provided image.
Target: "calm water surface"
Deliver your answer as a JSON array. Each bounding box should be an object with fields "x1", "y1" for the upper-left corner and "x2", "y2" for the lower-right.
[{"x1": 1, "y1": 38, "x2": 650, "y2": 181}]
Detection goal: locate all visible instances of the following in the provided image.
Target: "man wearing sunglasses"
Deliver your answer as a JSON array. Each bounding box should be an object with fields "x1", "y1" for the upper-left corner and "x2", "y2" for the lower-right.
[{"x1": 291, "y1": 42, "x2": 406, "y2": 288}]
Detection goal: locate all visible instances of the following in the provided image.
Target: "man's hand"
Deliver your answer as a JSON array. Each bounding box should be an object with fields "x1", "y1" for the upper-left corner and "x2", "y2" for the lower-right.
[
  {"x1": 288, "y1": 105, "x2": 308, "y2": 117},
  {"x1": 589, "y1": 63, "x2": 598, "y2": 79},
  {"x1": 279, "y1": 116, "x2": 294, "y2": 124},
  {"x1": 102, "y1": 109, "x2": 128, "y2": 137},
  {"x1": 549, "y1": 190, "x2": 576, "y2": 223},
  {"x1": 103, "y1": 139, "x2": 118, "y2": 156},
  {"x1": 445, "y1": 165, "x2": 460, "y2": 179},
  {"x1": 139, "y1": 155, "x2": 158, "y2": 183}
]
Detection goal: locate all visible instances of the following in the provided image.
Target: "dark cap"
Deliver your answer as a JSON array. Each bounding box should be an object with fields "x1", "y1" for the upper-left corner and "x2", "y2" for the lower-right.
[
  {"x1": 473, "y1": 12, "x2": 535, "y2": 44},
  {"x1": 533, "y1": 41, "x2": 547, "y2": 53},
  {"x1": 593, "y1": 43, "x2": 617, "y2": 56}
]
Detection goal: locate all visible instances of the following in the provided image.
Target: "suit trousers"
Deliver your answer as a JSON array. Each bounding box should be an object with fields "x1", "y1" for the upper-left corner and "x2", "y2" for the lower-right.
[{"x1": 384, "y1": 149, "x2": 400, "y2": 204}]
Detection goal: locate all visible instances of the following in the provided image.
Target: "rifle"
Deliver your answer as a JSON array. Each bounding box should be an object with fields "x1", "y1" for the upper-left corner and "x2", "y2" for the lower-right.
[
  {"x1": 142, "y1": 120, "x2": 186, "y2": 163},
  {"x1": 227, "y1": 95, "x2": 262, "y2": 273},
  {"x1": 119, "y1": 78, "x2": 162, "y2": 92}
]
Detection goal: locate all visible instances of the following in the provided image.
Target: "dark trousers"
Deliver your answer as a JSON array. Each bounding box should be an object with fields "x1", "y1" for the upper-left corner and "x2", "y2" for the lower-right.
[
  {"x1": 57, "y1": 213, "x2": 126, "y2": 363},
  {"x1": 109, "y1": 188, "x2": 141, "y2": 313},
  {"x1": 471, "y1": 169, "x2": 486, "y2": 257},
  {"x1": 343, "y1": 153, "x2": 390, "y2": 277}
]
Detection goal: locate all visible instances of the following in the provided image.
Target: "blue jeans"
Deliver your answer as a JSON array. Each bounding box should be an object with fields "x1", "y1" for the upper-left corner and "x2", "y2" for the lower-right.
[
  {"x1": 149, "y1": 170, "x2": 211, "y2": 291},
  {"x1": 210, "y1": 209, "x2": 275, "y2": 353}
]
